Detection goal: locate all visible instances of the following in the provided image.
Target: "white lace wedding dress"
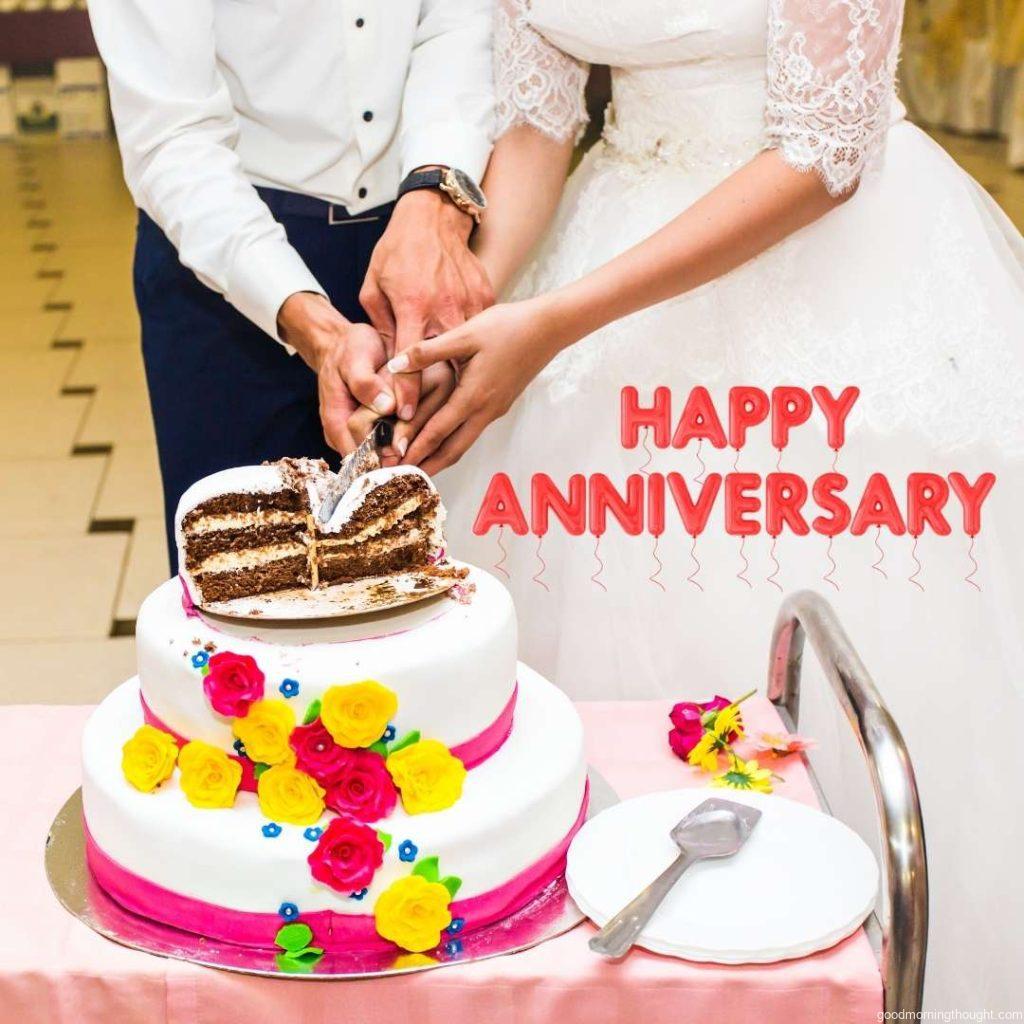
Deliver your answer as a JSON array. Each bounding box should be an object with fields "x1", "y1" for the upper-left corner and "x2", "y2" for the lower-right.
[{"x1": 441, "y1": 2, "x2": 1024, "y2": 1004}]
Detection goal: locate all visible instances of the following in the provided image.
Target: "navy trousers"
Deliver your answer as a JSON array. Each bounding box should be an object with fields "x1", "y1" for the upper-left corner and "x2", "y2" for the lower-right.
[{"x1": 135, "y1": 190, "x2": 394, "y2": 573}]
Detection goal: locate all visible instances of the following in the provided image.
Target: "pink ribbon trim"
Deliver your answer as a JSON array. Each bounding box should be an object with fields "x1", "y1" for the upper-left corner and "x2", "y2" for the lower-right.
[
  {"x1": 85, "y1": 782, "x2": 589, "y2": 953},
  {"x1": 139, "y1": 685, "x2": 518, "y2": 791}
]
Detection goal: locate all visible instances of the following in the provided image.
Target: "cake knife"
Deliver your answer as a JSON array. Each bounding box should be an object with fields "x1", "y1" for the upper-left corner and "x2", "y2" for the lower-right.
[
  {"x1": 316, "y1": 417, "x2": 395, "y2": 525},
  {"x1": 588, "y1": 798, "x2": 762, "y2": 959}
]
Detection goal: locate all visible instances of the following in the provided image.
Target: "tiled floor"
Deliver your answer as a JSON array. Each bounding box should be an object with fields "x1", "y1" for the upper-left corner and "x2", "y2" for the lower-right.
[{"x1": 0, "y1": 130, "x2": 1021, "y2": 706}]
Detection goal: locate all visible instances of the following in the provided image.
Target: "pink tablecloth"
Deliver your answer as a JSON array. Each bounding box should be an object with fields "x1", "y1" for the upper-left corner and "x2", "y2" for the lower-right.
[{"x1": 0, "y1": 700, "x2": 881, "y2": 1024}]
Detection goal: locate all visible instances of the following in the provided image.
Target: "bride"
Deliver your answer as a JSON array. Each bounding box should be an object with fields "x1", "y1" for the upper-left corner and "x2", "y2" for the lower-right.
[{"x1": 380, "y1": 5, "x2": 1024, "y2": 1003}]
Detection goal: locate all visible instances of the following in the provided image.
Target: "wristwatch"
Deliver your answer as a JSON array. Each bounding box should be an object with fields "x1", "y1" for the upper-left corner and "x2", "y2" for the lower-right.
[{"x1": 397, "y1": 167, "x2": 487, "y2": 223}]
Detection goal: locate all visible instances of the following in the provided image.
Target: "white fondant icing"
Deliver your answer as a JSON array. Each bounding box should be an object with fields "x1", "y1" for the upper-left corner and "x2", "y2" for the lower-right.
[
  {"x1": 137, "y1": 567, "x2": 517, "y2": 751},
  {"x1": 82, "y1": 668, "x2": 586, "y2": 912}
]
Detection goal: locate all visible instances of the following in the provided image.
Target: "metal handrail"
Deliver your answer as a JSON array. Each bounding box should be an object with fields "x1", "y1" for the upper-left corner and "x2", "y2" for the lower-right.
[{"x1": 767, "y1": 590, "x2": 929, "y2": 1015}]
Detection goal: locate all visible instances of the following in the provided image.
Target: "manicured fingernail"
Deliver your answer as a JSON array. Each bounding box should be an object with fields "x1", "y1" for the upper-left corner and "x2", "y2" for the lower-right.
[
  {"x1": 396, "y1": 437, "x2": 408, "y2": 457},
  {"x1": 388, "y1": 354, "x2": 410, "y2": 373},
  {"x1": 398, "y1": 404, "x2": 414, "y2": 422},
  {"x1": 372, "y1": 392, "x2": 394, "y2": 414}
]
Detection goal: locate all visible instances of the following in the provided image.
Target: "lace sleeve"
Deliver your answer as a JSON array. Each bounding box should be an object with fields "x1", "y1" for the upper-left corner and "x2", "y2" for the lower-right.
[
  {"x1": 494, "y1": 0, "x2": 589, "y2": 143},
  {"x1": 765, "y1": 0, "x2": 904, "y2": 196}
]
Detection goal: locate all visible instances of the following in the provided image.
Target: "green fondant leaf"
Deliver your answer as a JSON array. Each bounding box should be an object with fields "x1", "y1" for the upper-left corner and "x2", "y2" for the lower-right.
[
  {"x1": 378, "y1": 830, "x2": 392, "y2": 852},
  {"x1": 440, "y1": 875, "x2": 462, "y2": 899},
  {"x1": 275, "y1": 921, "x2": 313, "y2": 952},
  {"x1": 201, "y1": 666, "x2": 210, "y2": 677},
  {"x1": 275, "y1": 949, "x2": 323, "y2": 974},
  {"x1": 412, "y1": 855, "x2": 440, "y2": 883},
  {"x1": 253, "y1": 762, "x2": 270, "y2": 779},
  {"x1": 283, "y1": 945, "x2": 324, "y2": 960},
  {"x1": 302, "y1": 699, "x2": 322, "y2": 726},
  {"x1": 389, "y1": 730, "x2": 421, "y2": 755},
  {"x1": 368, "y1": 740, "x2": 388, "y2": 757}
]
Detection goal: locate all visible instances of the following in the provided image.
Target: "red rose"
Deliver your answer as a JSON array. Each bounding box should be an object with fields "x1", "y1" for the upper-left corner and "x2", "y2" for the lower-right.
[
  {"x1": 308, "y1": 816, "x2": 384, "y2": 892},
  {"x1": 290, "y1": 719, "x2": 350, "y2": 786},
  {"x1": 324, "y1": 749, "x2": 397, "y2": 823},
  {"x1": 203, "y1": 652, "x2": 264, "y2": 717},
  {"x1": 668, "y1": 695, "x2": 738, "y2": 760}
]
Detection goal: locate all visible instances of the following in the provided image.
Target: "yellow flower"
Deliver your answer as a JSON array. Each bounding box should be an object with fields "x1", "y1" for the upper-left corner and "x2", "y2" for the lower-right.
[
  {"x1": 712, "y1": 755, "x2": 774, "y2": 794},
  {"x1": 321, "y1": 680, "x2": 398, "y2": 748},
  {"x1": 712, "y1": 704, "x2": 744, "y2": 740},
  {"x1": 179, "y1": 740, "x2": 242, "y2": 808},
  {"x1": 686, "y1": 731, "x2": 722, "y2": 774},
  {"x1": 257, "y1": 764, "x2": 325, "y2": 825},
  {"x1": 122, "y1": 725, "x2": 179, "y2": 792},
  {"x1": 232, "y1": 699, "x2": 296, "y2": 765},
  {"x1": 392, "y1": 952, "x2": 437, "y2": 970},
  {"x1": 374, "y1": 875, "x2": 453, "y2": 952},
  {"x1": 387, "y1": 740, "x2": 466, "y2": 814}
]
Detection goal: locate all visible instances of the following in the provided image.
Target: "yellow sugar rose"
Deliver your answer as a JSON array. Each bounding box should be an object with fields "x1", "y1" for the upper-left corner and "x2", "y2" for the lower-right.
[
  {"x1": 122, "y1": 725, "x2": 179, "y2": 793},
  {"x1": 232, "y1": 699, "x2": 296, "y2": 765},
  {"x1": 386, "y1": 739, "x2": 466, "y2": 815},
  {"x1": 321, "y1": 680, "x2": 398, "y2": 748},
  {"x1": 257, "y1": 764, "x2": 325, "y2": 825},
  {"x1": 178, "y1": 740, "x2": 242, "y2": 809},
  {"x1": 374, "y1": 875, "x2": 453, "y2": 953}
]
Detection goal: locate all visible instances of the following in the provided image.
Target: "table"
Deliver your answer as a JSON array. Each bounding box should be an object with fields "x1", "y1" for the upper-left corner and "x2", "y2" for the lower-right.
[{"x1": 0, "y1": 699, "x2": 881, "y2": 1023}]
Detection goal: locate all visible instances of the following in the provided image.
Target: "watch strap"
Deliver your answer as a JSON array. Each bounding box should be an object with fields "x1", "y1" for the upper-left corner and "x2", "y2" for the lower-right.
[{"x1": 396, "y1": 169, "x2": 446, "y2": 202}]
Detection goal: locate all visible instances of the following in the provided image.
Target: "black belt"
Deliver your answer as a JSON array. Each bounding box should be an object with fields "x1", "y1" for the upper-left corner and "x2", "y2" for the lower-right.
[{"x1": 256, "y1": 186, "x2": 394, "y2": 225}]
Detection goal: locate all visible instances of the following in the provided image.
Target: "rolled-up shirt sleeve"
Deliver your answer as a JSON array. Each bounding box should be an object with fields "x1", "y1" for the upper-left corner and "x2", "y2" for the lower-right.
[
  {"x1": 88, "y1": 0, "x2": 325, "y2": 344},
  {"x1": 399, "y1": 0, "x2": 495, "y2": 182}
]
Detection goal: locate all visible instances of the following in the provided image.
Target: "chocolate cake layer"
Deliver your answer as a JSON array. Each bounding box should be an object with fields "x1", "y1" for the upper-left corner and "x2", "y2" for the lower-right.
[
  {"x1": 181, "y1": 490, "x2": 307, "y2": 529},
  {"x1": 184, "y1": 523, "x2": 308, "y2": 570},
  {"x1": 319, "y1": 539, "x2": 431, "y2": 585},
  {"x1": 331, "y1": 476, "x2": 434, "y2": 540},
  {"x1": 194, "y1": 555, "x2": 310, "y2": 602}
]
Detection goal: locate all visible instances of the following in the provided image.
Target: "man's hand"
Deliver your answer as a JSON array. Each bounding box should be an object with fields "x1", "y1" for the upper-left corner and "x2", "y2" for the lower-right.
[
  {"x1": 277, "y1": 292, "x2": 394, "y2": 455},
  {"x1": 359, "y1": 188, "x2": 494, "y2": 425}
]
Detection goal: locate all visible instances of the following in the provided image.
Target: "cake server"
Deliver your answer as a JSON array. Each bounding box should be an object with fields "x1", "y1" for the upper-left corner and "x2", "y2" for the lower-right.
[
  {"x1": 588, "y1": 798, "x2": 762, "y2": 959},
  {"x1": 316, "y1": 417, "x2": 395, "y2": 525}
]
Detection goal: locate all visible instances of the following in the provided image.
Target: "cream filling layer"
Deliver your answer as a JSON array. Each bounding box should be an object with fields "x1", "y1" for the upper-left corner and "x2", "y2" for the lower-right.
[
  {"x1": 185, "y1": 510, "x2": 307, "y2": 535},
  {"x1": 196, "y1": 542, "x2": 307, "y2": 575},
  {"x1": 320, "y1": 494, "x2": 427, "y2": 546}
]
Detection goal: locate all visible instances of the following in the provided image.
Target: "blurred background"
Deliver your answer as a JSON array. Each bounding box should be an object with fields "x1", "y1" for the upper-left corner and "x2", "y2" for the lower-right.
[{"x1": 1, "y1": 0, "x2": 1024, "y2": 706}]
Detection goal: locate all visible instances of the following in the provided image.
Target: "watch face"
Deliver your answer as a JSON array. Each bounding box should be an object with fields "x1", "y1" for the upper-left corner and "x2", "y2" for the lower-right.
[{"x1": 451, "y1": 168, "x2": 486, "y2": 209}]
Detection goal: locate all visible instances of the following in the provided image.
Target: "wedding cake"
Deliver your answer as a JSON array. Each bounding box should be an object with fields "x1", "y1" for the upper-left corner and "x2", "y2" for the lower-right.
[{"x1": 80, "y1": 460, "x2": 588, "y2": 966}]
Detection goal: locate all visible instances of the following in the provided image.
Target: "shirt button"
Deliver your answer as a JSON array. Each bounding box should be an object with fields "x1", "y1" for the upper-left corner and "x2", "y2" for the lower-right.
[
  {"x1": 362, "y1": 110, "x2": 373, "y2": 123},
  {"x1": 358, "y1": 187, "x2": 368, "y2": 199},
  {"x1": 355, "y1": 16, "x2": 365, "y2": 27}
]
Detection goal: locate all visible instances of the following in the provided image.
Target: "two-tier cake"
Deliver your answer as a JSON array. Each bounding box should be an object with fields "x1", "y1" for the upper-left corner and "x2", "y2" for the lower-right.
[{"x1": 80, "y1": 460, "x2": 588, "y2": 967}]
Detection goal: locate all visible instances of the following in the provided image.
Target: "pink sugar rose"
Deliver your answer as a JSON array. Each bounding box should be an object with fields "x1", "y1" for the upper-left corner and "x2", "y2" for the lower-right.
[
  {"x1": 203, "y1": 651, "x2": 265, "y2": 717},
  {"x1": 324, "y1": 750, "x2": 398, "y2": 823},
  {"x1": 308, "y1": 816, "x2": 385, "y2": 892},
  {"x1": 290, "y1": 719, "x2": 350, "y2": 786},
  {"x1": 668, "y1": 695, "x2": 738, "y2": 760}
]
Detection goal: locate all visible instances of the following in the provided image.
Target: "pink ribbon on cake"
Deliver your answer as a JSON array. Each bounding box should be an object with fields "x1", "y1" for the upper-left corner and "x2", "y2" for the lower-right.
[
  {"x1": 85, "y1": 782, "x2": 589, "y2": 953},
  {"x1": 139, "y1": 684, "x2": 518, "y2": 790}
]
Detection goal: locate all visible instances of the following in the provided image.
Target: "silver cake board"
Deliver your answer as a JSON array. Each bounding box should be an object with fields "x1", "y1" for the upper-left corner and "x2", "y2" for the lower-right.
[{"x1": 46, "y1": 770, "x2": 617, "y2": 980}]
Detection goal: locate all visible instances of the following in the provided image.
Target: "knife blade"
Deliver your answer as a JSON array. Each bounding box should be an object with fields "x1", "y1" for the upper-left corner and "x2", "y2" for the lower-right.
[{"x1": 316, "y1": 417, "x2": 395, "y2": 525}]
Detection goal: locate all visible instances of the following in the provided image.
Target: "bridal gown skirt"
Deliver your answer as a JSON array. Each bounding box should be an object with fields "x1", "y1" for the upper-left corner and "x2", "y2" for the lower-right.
[{"x1": 440, "y1": 116, "x2": 1024, "y2": 834}]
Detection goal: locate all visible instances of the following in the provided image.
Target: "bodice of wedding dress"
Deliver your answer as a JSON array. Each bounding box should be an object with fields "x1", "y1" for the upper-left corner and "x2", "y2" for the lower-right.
[{"x1": 494, "y1": 0, "x2": 905, "y2": 196}]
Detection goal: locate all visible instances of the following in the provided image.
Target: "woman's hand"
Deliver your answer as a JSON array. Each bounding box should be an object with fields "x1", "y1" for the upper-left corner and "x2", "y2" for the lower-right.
[
  {"x1": 386, "y1": 297, "x2": 571, "y2": 474},
  {"x1": 345, "y1": 359, "x2": 459, "y2": 466}
]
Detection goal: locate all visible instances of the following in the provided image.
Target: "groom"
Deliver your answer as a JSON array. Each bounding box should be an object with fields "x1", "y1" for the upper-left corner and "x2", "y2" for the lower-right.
[{"x1": 87, "y1": 0, "x2": 495, "y2": 568}]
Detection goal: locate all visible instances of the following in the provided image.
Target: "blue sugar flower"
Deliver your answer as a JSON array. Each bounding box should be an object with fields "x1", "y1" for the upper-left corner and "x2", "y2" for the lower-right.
[
  {"x1": 191, "y1": 650, "x2": 209, "y2": 669},
  {"x1": 349, "y1": 888, "x2": 368, "y2": 901},
  {"x1": 444, "y1": 939, "x2": 463, "y2": 956},
  {"x1": 303, "y1": 826, "x2": 323, "y2": 842},
  {"x1": 279, "y1": 678, "x2": 300, "y2": 698},
  {"x1": 262, "y1": 822, "x2": 282, "y2": 838},
  {"x1": 398, "y1": 840, "x2": 418, "y2": 862},
  {"x1": 446, "y1": 917, "x2": 465, "y2": 935},
  {"x1": 278, "y1": 902, "x2": 299, "y2": 921},
  {"x1": 382, "y1": 724, "x2": 396, "y2": 742}
]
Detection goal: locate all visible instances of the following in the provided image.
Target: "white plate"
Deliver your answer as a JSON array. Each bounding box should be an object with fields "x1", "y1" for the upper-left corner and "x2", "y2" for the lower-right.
[
  {"x1": 195, "y1": 561, "x2": 469, "y2": 620},
  {"x1": 566, "y1": 789, "x2": 878, "y2": 964}
]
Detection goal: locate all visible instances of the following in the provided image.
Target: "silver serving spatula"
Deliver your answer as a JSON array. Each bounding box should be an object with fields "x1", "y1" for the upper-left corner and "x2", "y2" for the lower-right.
[
  {"x1": 316, "y1": 417, "x2": 395, "y2": 525},
  {"x1": 588, "y1": 797, "x2": 762, "y2": 959}
]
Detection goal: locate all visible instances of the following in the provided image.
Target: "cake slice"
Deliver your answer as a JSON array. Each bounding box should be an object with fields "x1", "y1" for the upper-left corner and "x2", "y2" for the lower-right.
[{"x1": 176, "y1": 459, "x2": 447, "y2": 605}]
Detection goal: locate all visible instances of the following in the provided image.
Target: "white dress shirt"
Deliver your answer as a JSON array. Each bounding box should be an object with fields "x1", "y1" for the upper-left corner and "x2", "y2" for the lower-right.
[{"x1": 87, "y1": 0, "x2": 495, "y2": 341}]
